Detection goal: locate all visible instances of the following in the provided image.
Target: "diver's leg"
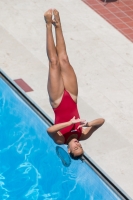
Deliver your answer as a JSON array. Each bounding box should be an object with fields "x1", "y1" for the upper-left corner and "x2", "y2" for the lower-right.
[
  {"x1": 53, "y1": 9, "x2": 78, "y2": 102},
  {"x1": 44, "y1": 9, "x2": 64, "y2": 108}
]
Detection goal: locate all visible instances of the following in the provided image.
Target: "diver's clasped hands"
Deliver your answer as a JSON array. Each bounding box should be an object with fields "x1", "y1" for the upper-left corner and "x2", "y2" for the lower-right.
[{"x1": 70, "y1": 116, "x2": 87, "y2": 129}]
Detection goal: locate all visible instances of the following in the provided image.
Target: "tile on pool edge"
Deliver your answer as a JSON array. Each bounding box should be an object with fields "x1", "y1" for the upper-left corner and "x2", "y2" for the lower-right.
[{"x1": 14, "y1": 78, "x2": 33, "y2": 92}]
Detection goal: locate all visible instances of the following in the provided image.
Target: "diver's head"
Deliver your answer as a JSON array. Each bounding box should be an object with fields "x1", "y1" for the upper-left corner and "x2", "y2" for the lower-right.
[{"x1": 67, "y1": 138, "x2": 83, "y2": 159}]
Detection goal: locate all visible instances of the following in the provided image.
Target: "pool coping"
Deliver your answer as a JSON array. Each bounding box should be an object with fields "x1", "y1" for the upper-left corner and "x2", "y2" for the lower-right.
[{"x1": 0, "y1": 68, "x2": 132, "y2": 200}]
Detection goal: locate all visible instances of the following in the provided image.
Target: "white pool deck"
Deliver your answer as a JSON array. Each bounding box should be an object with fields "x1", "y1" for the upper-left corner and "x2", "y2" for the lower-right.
[{"x1": 0, "y1": 0, "x2": 133, "y2": 198}]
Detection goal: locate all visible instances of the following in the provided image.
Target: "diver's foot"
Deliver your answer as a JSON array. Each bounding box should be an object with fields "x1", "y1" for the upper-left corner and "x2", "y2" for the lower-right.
[
  {"x1": 52, "y1": 9, "x2": 61, "y2": 28},
  {"x1": 44, "y1": 9, "x2": 53, "y2": 25}
]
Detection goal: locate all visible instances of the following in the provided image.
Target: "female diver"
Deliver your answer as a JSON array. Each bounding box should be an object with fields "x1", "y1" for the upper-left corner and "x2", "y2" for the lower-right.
[{"x1": 44, "y1": 9, "x2": 105, "y2": 158}]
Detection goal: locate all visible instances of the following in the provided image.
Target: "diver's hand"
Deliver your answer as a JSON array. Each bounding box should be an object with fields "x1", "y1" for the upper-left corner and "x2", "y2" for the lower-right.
[
  {"x1": 77, "y1": 121, "x2": 87, "y2": 129},
  {"x1": 70, "y1": 116, "x2": 86, "y2": 125}
]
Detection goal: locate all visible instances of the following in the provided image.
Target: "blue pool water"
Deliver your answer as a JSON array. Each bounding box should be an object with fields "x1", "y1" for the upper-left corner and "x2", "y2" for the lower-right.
[{"x1": 0, "y1": 77, "x2": 121, "y2": 200}]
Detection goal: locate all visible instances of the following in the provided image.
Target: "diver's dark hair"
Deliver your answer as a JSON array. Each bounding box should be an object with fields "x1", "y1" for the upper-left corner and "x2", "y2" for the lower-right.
[{"x1": 69, "y1": 152, "x2": 84, "y2": 161}]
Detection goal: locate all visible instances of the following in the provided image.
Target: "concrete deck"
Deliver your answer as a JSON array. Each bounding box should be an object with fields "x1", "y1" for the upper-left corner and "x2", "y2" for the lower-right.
[{"x1": 0, "y1": 0, "x2": 133, "y2": 198}]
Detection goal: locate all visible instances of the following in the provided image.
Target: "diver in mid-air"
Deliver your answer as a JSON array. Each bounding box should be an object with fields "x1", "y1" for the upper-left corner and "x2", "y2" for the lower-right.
[{"x1": 44, "y1": 9, "x2": 105, "y2": 158}]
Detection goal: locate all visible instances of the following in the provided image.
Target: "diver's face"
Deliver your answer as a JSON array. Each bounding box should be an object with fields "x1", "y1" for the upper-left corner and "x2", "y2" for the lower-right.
[{"x1": 68, "y1": 139, "x2": 83, "y2": 157}]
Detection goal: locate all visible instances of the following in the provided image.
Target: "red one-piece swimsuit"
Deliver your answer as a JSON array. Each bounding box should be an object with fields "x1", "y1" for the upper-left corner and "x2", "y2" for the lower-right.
[{"x1": 53, "y1": 90, "x2": 82, "y2": 144}]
